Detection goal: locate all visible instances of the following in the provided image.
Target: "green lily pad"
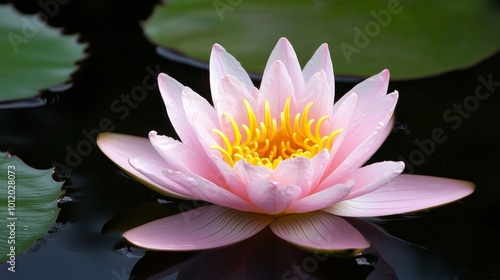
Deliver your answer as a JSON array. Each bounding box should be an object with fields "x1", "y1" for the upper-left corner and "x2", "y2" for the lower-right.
[
  {"x1": 0, "y1": 152, "x2": 63, "y2": 264},
  {"x1": 0, "y1": 5, "x2": 85, "y2": 102},
  {"x1": 144, "y1": 0, "x2": 500, "y2": 79}
]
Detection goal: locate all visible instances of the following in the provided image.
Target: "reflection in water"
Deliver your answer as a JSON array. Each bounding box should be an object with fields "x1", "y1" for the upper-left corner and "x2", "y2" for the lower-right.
[
  {"x1": 0, "y1": 81, "x2": 75, "y2": 109},
  {"x1": 0, "y1": 96, "x2": 47, "y2": 109}
]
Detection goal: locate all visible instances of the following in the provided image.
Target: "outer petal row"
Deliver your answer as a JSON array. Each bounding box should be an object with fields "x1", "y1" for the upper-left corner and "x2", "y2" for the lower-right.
[
  {"x1": 124, "y1": 205, "x2": 370, "y2": 251},
  {"x1": 96, "y1": 132, "x2": 191, "y2": 199},
  {"x1": 123, "y1": 205, "x2": 273, "y2": 251},
  {"x1": 270, "y1": 211, "x2": 370, "y2": 250},
  {"x1": 324, "y1": 174, "x2": 475, "y2": 217}
]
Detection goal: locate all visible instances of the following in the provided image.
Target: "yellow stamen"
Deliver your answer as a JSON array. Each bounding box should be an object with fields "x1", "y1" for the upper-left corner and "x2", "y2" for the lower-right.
[{"x1": 211, "y1": 97, "x2": 342, "y2": 169}]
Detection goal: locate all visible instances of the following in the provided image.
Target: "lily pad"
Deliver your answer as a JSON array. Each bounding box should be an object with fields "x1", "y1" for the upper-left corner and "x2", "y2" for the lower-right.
[
  {"x1": 144, "y1": 0, "x2": 500, "y2": 79},
  {"x1": 0, "y1": 152, "x2": 63, "y2": 263},
  {"x1": 0, "y1": 5, "x2": 85, "y2": 102}
]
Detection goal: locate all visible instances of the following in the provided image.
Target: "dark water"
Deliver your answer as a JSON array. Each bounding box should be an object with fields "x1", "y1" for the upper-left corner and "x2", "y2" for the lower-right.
[{"x1": 0, "y1": 1, "x2": 499, "y2": 279}]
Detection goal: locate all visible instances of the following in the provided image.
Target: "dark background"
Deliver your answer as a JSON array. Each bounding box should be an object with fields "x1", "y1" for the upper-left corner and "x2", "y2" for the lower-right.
[{"x1": 0, "y1": 0, "x2": 499, "y2": 279}]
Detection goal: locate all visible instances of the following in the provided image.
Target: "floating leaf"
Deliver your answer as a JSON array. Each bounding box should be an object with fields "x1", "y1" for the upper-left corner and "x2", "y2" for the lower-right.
[
  {"x1": 0, "y1": 5, "x2": 85, "y2": 102},
  {"x1": 0, "y1": 152, "x2": 63, "y2": 263},
  {"x1": 144, "y1": 0, "x2": 500, "y2": 79}
]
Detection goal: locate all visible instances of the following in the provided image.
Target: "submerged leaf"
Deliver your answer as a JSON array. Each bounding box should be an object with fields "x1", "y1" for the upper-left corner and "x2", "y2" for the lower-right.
[{"x1": 0, "y1": 152, "x2": 63, "y2": 262}]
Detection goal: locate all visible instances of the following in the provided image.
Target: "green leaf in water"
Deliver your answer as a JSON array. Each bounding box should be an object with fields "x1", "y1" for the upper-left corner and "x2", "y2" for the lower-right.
[
  {"x1": 0, "y1": 4, "x2": 85, "y2": 103},
  {"x1": 144, "y1": 0, "x2": 500, "y2": 79},
  {"x1": 0, "y1": 152, "x2": 63, "y2": 263}
]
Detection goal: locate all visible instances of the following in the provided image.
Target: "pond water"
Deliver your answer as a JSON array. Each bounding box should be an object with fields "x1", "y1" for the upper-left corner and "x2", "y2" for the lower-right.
[{"x1": 0, "y1": 1, "x2": 499, "y2": 279}]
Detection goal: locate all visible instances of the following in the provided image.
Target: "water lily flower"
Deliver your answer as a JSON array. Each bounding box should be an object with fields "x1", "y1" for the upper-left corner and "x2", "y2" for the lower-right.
[{"x1": 97, "y1": 38, "x2": 474, "y2": 251}]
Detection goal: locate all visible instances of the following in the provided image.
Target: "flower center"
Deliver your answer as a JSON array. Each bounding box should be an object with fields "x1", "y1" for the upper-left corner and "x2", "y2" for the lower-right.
[{"x1": 211, "y1": 97, "x2": 342, "y2": 169}]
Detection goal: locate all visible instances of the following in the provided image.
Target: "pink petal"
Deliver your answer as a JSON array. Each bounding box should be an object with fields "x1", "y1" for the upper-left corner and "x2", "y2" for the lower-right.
[
  {"x1": 181, "y1": 86, "x2": 221, "y2": 157},
  {"x1": 123, "y1": 205, "x2": 273, "y2": 250},
  {"x1": 322, "y1": 115, "x2": 393, "y2": 185},
  {"x1": 344, "y1": 91, "x2": 398, "y2": 147},
  {"x1": 148, "y1": 131, "x2": 220, "y2": 183},
  {"x1": 297, "y1": 70, "x2": 333, "y2": 119},
  {"x1": 324, "y1": 92, "x2": 357, "y2": 168},
  {"x1": 158, "y1": 73, "x2": 201, "y2": 150},
  {"x1": 325, "y1": 174, "x2": 475, "y2": 217},
  {"x1": 329, "y1": 92, "x2": 398, "y2": 175},
  {"x1": 263, "y1": 37, "x2": 304, "y2": 95},
  {"x1": 286, "y1": 182, "x2": 353, "y2": 213},
  {"x1": 370, "y1": 115, "x2": 395, "y2": 156},
  {"x1": 271, "y1": 156, "x2": 314, "y2": 196},
  {"x1": 302, "y1": 42, "x2": 334, "y2": 99},
  {"x1": 339, "y1": 161, "x2": 405, "y2": 200},
  {"x1": 270, "y1": 212, "x2": 370, "y2": 250},
  {"x1": 214, "y1": 75, "x2": 258, "y2": 135},
  {"x1": 163, "y1": 168, "x2": 257, "y2": 212},
  {"x1": 309, "y1": 149, "x2": 331, "y2": 192},
  {"x1": 246, "y1": 179, "x2": 302, "y2": 215},
  {"x1": 211, "y1": 156, "x2": 249, "y2": 200},
  {"x1": 234, "y1": 159, "x2": 273, "y2": 183},
  {"x1": 269, "y1": 150, "x2": 331, "y2": 199},
  {"x1": 234, "y1": 159, "x2": 315, "y2": 214},
  {"x1": 210, "y1": 43, "x2": 254, "y2": 102},
  {"x1": 333, "y1": 128, "x2": 383, "y2": 175},
  {"x1": 320, "y1": 130, "x2": 379, "y2": 191},
  {"x1": 258, "y1": 60, "x2": 297, "y2": 119},
  {"x1": 335, "y1": 69, "x2": 390, "y2": 112},
  {"x1": 129, "y1": 156, "x2": 194, "y2": 198},
  {"x1": 96, "y1": 132, "x2": 191, "y2": 199},
  {"x1": 329, "y1": 92, "x2": 357, "y2": 130},
  {"x1": 329, "y1": 77, "x2": 394, "y2": 171}
]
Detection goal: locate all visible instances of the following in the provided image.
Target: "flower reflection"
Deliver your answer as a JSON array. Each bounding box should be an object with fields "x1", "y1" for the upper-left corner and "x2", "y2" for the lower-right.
[{"x1": 97, "y1": 37, "x2": 474, "y2": 251}]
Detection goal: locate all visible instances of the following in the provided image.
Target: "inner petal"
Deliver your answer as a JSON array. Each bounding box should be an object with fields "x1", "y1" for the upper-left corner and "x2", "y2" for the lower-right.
[{"x1": 211, "y1": 97, "x2": 342, "y2": 169}]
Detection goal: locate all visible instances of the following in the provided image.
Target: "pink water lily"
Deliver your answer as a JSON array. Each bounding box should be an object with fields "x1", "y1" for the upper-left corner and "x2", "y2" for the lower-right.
[{"x1": 97, "y1": 38, "x2": 474, "y2": 251}]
